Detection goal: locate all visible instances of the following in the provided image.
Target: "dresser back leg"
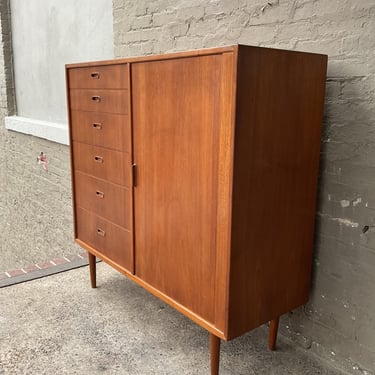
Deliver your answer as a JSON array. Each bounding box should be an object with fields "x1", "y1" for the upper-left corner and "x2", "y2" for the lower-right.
[
  {"x1": 88, "y1": 252, "x2": 97, "y2": 288},
  {"x1": 268, "y1": 317, "x2": 280, "y2": 350}
]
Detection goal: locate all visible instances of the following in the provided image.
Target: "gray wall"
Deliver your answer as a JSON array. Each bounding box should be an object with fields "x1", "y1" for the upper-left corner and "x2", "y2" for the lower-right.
[
  {"x1": 112, "y1": 0, "x2": 374, "y2": 373},
  {"x1": 1, "y1": 0, "x2": 375, "y2": 373},
  {"x1": 0, "y1": 1, "x2": 113, "y2": 270},
  {"x1": 11, "y1": 0, "x2": 113, "y2": 123}
]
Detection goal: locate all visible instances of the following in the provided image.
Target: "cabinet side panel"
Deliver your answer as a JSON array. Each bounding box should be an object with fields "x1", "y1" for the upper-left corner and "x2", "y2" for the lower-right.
[{"x1": 228, "y1": 46, "x2": 327, "y2": 339}]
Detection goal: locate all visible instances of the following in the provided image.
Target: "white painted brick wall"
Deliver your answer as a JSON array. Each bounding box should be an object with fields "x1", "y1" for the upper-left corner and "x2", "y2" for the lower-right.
[{"x1": 113, "y1": 0, "x2": 375, "y2": 373}]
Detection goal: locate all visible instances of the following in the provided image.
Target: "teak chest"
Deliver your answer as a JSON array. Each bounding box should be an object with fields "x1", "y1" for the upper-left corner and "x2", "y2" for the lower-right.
[{"x1": 66, "y1": 44, "x2": 327, "y2": 374}]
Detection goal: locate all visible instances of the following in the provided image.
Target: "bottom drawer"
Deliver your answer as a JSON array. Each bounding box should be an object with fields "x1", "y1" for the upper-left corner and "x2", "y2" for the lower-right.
[{"x1": 76, "y1": 207, "x2": 132, "y2": 272}]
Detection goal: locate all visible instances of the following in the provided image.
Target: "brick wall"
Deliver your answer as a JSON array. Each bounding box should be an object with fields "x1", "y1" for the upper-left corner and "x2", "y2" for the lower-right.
[
  {"x1": 0, "y1": 131, "x2": 81, "y2": 269},
  {"x1": 0, "y1": 1, "x2": 80, "y2": 269},
  {"x1": 0, "y1": 0, "x2": 15, "y2": 118},
  {"x1": 1, "y1": 0, "x2": 374, "y2": 372},
  {"x1": 113, "y1": 1, "x2": 375, "y2": 373}
]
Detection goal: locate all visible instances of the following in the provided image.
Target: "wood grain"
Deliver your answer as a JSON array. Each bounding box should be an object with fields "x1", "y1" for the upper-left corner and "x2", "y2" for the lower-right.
[
  {"x1": 227, "y1": 45, "x2": 327, "y2": 339},
  {"x1": 73, "y1": 141, "x2": 131, "y2": 187},
  {"x1": 213, "y1": 50, "x2": 237, "y2": 335},
  {"x1": 68, "y1": 64, "x2": 128, "y2": 89},
  {"x1": 69, "y1": 89, "x2": 128, "y2": 114},
  {"x1": 132, "y1": 54, "x2": 222, "y2": 324},
  {"x1": 76, "y1": 207, "x2": 133, "y2": 272},
  {"x1": 66, "y1": 46, "x2": 236, "y2": 69},
  {"x1": 74, "y1": 171, "x2": 131, "y2": 229},
  {"x1": 70, "y1": 110, "x2": 130, "y2": 152}
]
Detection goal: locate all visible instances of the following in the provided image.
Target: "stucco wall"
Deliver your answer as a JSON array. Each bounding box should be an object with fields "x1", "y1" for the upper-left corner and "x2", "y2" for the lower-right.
[
  {"x1": 0, "y1": 1, "x2": 114, "y2": 270},
  {"x1": 11, "y1": 0, "x2": 113, "y2": 123},
  {"x1": 111, "y1": 1, "x2": 375, "y2": 373}
]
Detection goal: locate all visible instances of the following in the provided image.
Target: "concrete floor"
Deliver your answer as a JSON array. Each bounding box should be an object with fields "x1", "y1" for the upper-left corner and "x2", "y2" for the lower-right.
[{"x1": 0, "y1": 263, "x2": 345, "y2": 375}]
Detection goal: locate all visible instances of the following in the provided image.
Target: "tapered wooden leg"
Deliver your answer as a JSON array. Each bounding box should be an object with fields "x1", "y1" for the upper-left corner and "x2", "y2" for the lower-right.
[
  {"x1": 210, "y1": 333, "x2": 220, "y2": 375},
  {"x1": 88, "y1": 252, "x2": 97, "y2": 288},
  {"x1": 268, "y1": 317, "x2": 280, "y2": 351}
]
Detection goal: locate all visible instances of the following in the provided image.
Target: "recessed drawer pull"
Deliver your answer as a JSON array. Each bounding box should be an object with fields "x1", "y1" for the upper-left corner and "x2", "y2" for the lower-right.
[
  {"x1": 96, "y1": 191, "x2": 104, "y2": 198},
  {"x1": 94, "y1": 155, "x2": 103, "y2": 163},
  {"x1": 92, "y1": 122, "x2": 102, "y2": 130},
  {"x1": 96, "y1": 228, "x2": 106, "y2": 237},
  {"x1": 91, "y1": 95, "x2": 101, "y2": 103},
  {"x1": 90, "y1": 72, "x2": 100, "y2": 79}
]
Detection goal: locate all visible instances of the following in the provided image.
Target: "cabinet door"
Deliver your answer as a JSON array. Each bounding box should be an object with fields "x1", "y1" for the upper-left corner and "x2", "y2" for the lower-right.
[{"x1": 132, "y1": 55, "x2": 222, "y2": 323}]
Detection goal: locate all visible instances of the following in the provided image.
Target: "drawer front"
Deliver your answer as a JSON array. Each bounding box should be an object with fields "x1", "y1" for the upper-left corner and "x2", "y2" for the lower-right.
[
  {"x1": 73, "y1": 141, "x2": 131, "y2": 187},
  {"x1": 70, "y1": 89, "x2": 128, "y2": 114},
  {"x1": 68, "y1": 64, "x2": 128, "y2": 89},
  {"x1": 74, "y1": 171, "x2": 131, "y2": 229},
  {"x1": 76, "y1": 207, "x2": 132, "y2": 271},
  {"x1": 70, "y1": 110, "x2": 130, "y2": 152}
]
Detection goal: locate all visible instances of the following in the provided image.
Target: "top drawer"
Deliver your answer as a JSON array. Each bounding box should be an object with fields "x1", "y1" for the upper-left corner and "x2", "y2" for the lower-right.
[{"x1": 68, "y1": 64, "x2": 128, "y2": 89}]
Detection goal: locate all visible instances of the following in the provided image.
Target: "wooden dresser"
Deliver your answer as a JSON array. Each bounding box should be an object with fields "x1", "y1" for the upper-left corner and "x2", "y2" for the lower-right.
[{"x1": 66, "y1": 45, "x2": 327, "y2": 374}]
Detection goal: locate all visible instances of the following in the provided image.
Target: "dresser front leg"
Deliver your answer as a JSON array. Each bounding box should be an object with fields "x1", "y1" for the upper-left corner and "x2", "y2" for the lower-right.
[
  {"x1": 268, "y1": 317, "x2": 280, "y2": 350},
  {"x1": 88, "y1": 252, "x2": 97, "y2": 288},
  {"x1": 210, "y1": 333, "x2": 220, "y2": 375}
]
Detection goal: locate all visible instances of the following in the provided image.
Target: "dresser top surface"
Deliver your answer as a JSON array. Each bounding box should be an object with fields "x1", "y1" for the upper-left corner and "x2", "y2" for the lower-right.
[{"x1": 65, "y1": 44, "x2": 327, "y2": 69}]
